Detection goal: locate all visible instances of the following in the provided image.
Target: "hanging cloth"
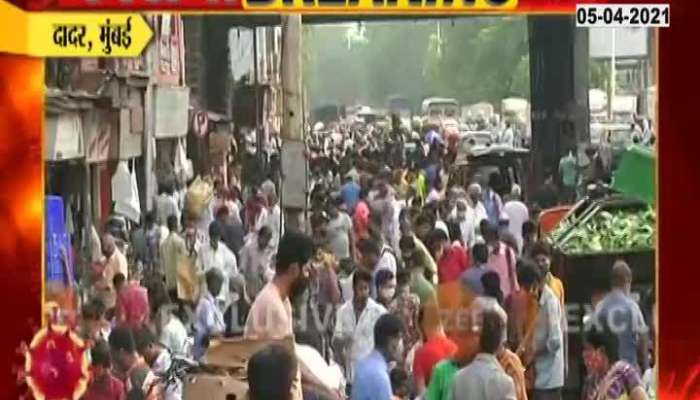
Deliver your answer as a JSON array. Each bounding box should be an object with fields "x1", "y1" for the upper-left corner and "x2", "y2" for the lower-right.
[
  {"x1": 230, "y1": 28, "x2": 254, "y2": 82},
  {"x1": 174, "y1": 138, "x2": 193, "y2": 181}
]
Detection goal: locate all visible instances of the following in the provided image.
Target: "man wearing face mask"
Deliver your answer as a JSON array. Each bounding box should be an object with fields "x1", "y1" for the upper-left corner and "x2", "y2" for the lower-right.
[
  {"x1": 351, "y1": 314, "x2": 405, "y2": 400},
  {"x1": 375, "y1": 269, "x2": 397, "y2": 309}
]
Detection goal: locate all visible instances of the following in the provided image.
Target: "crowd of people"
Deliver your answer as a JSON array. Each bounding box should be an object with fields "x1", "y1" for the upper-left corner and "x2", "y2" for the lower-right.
[{"x1": 74, "y1": 115, "x2": 656, "y2": 400}]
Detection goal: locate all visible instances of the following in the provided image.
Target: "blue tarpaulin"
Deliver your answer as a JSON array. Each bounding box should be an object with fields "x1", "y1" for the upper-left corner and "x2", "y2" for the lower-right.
[{"x1": 46, "y1": 195, "x2": 74, "y2": 285}]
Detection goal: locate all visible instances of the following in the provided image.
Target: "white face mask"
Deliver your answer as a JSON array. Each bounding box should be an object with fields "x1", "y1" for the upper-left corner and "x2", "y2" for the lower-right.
[{"x1": 380, "y1": 287, "x2": 396, "y2": 301}]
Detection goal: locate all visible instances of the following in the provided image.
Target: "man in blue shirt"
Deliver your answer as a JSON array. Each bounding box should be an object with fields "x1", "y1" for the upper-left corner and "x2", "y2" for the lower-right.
[
  {"x1": 193, "y1": 269, "x2": 225, "y2": 361},
  {"x1": 341, "y1": 175, "x2": 361, "y2": 213},
  {"x1": 351, "y1": 314, "x2": 404, "y2": 400},
  {"x1": 594, "y1": 261, "x2": 649, "y2": 371}
]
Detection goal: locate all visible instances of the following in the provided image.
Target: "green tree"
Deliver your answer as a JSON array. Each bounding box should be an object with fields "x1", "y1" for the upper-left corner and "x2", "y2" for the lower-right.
[{"x1": 303, "y1": 17, "x2": 531, "y2": 111}]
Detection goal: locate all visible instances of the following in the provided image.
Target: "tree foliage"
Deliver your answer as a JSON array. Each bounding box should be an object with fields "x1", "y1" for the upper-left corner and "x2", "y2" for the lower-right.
[{"x1": 303, "y1": 17, "x2": 530, "y2": 110}]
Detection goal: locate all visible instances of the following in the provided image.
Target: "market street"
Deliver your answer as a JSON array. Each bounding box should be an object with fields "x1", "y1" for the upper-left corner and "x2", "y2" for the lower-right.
[{"x1": 43, "y1": 15, "x2": 656, "y2": 400}]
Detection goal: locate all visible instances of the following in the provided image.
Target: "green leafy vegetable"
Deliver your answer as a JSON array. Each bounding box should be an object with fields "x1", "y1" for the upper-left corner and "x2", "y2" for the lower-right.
[{"x1": 550, "y1": 207, "x2": 655, "y2": 254}]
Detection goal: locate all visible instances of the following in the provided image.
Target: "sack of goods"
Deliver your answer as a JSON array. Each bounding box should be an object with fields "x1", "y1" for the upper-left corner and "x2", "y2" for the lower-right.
[{"x1": 186, "y1": 177, "x2": 214, "y2": 219}]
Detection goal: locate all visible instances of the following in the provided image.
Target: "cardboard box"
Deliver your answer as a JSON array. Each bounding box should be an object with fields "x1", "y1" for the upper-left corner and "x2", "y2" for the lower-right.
[
  {"x1": 204, "y1": 336, "x2": 295, "y2": 370},
  {"x1": 183, "y1": 373, "x2": 248, "y2": 400}
]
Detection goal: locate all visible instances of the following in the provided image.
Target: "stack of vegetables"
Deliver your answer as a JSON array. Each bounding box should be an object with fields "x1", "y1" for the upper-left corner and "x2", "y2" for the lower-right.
[{"x1": 549, "y1": 207, "x2": 656, "y2": 254}]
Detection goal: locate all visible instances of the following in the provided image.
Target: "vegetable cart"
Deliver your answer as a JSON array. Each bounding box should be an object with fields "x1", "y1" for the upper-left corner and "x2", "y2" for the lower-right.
[{"x1": 548, "y1": 196, "x2": 656, "y2": 398}]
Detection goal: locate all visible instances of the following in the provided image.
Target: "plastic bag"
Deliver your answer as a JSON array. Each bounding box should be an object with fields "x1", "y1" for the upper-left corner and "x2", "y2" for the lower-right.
[
  {"x1": 174, "y1": 139, "x2": 193, "y2": 181},
  {"x1": 113, "y1": 161, "x2": 141, "y2": 223}
]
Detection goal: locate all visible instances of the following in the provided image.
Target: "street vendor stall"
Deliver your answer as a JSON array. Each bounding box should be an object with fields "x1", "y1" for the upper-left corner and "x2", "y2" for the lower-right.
[{"x1": 547, "y1": 191, "x2": 655, "y2": 396}]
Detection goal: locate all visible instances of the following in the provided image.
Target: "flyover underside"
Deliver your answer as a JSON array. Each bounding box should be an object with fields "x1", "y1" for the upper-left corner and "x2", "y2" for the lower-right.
[{"x1": 209, "y1": 13, "x2": 488, "y2": 27}]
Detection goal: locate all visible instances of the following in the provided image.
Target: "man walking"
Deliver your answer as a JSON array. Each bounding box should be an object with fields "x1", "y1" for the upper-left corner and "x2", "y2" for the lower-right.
[{"x1": 351, "y1": 314, "x2": 405, "y2": 400}]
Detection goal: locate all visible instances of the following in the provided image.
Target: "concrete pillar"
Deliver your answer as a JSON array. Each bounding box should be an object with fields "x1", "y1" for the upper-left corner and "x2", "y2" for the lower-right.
[
  {"x1": 528, "y1": 16, "x2": 589, "y2": 189},
  {"x1": 280, "y1": 14, "x2": 306, "y2": 231}
]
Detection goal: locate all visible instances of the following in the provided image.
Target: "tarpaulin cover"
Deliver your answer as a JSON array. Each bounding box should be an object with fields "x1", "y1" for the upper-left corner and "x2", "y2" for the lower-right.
[
  {"x1": 612, "y1": 145, "x2": 656, "y2": 205},
  {"x1": 46, "y1": 195, "x2": 73, "y2": 284}
]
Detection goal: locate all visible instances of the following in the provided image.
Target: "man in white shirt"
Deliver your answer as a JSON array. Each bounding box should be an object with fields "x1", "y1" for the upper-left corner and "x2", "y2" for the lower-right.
[
  {"x1": 263, "y1": 193, "x2": 283, "y2": 251},
  {"x1": 466, "y1": 183, "x2": 489, "y2": 240},
  {"x1": 155, "y1": 184, "x2": 181, "y2": 227},
  {"x1": 159, "y1": 306, "x2": 189, "y2": 356},
  {"x1": 501, "y1": 121, "x2": 515, "y2": 147},
  {"x1": 239, "y1": 226, "x2": 276, "y2": 299},
  {"x1": 332, "y1": 269, "x2": 388, "y2": 383},
  {"x1": 196, "y1": 221, "x2": 239, "y2": 315},
  {"x1": 453, "y1": 199, "x2": 477, "y2": 249},
  {"x1": 503, "y1": 185, "x2": 529, "y2": 254}
]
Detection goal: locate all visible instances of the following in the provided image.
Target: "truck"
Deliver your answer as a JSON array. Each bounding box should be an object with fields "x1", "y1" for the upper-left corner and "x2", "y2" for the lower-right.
[
  {"x1": 461, "y1": 102, "x2": 495, "y2": 123},
  {"x1": 421, "y1": 97, "x2": 460, "y2": 131},
  {"x1": 386, "y1": 95, "x2": 413, "y2": 128},
  {"x1": 448, "y1": 144, "x2": 530, "y2": 199}
]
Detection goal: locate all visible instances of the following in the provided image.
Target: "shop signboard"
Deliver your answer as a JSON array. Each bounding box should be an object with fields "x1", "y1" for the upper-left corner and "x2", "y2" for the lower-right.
[
  {"x1": 154, "y1": 86, "x2": 190, "y2": 139},
  {"x1": 83, "y1": 109, "x2": 113, "y2": 164},
  {"x1": 119, "y1": 108, "x2": 143, "y2": 159},
  {"x1": 45, "y1": 112, "x2": 84, "y2": 161},
  {"x1": 590, "y1": 27, "x2": 649, "y2": 59}
]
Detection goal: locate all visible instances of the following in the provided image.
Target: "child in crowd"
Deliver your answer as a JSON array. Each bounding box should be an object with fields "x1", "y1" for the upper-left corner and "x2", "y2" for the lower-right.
[
  {"x1": 390, "y1": 367, "x2": 411, "y2": 400},
  {"x1": 193, "y1": 269, "x2": 225, "y2": 361},
  {"x1": 81, "y1": 299, "x2": 111, "y2": 342}
]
